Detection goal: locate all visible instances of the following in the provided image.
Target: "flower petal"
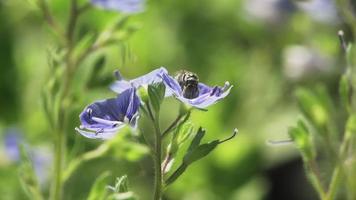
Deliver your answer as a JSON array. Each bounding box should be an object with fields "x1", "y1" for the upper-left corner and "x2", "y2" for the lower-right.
[
  {"x1": 77, "y1": 88, "x2": 140, "y2": 139},
  {"x1": 91, "y1": 0, "x2": 145, "y2": 14},
  {"x1": 110, "y1": 80, "x2": 132, "y2": 94},
  {"x1": 160, "y1": 72, "x2": 182, "y2": 96},
  {"x1": 110, "y1": 67, "x2": 168, "y2": 94},
  {"x1": 189, "y1": 85, "x2": 233, "y2": 108},
  {"x1": 75, "y1": 126, "x2": 124, "y2": 140},
  {"x1": 124, "y1": 88, "x2": 141, "y2": 119},
  {"x1": 130, "y1": 67, "x2": 168, "y2": 87}
]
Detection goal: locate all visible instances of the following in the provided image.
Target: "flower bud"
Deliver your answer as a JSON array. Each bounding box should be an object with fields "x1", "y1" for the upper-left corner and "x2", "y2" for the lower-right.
[
  {"x1": 289, "y1": 120, "x2": 315, "y2": 161},
  {"x1": 137, "y1": 86, "x2": 149, "y2": 103}
]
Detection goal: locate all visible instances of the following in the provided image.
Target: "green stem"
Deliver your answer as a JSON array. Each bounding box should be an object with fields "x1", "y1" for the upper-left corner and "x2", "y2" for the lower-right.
[
  {"x1": 147, "y1": 104, "x2": 163, "y2": 200},
  {"x1": 326, "y1": 166, "x2": 342, "y2": 200},
  {"x1": 37, "y1": 0, "x2": 66, "y2": 44},
  {"x1": 51, "y1": 129, "x2": 65, "y2": 200},
  {"x1": 325, "y1": 130, "x2": 352, "y2": 200},
  {"x1": 63, "y1": 144, "x2": 110, "y2": 182},
  {"x1": 306, "y1": 160, "x2": 327, "y2": 200},
  {"x1": 161, "y1": 111, "x2": 191, "y2": 139},
  {"x1": 50, "y1": 1, "x2": 80, "y2": 199}
]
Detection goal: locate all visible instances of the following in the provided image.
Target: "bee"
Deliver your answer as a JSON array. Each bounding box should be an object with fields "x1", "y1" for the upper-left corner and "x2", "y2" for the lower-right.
[{"x1": 175, "y1": 70, "x2": 200, "y2": 99}]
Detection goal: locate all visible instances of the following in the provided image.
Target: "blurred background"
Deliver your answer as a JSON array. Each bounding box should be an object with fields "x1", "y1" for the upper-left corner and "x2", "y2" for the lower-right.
[{"x1": 0, "y1": 0, "x2": 351, "y2": 199}]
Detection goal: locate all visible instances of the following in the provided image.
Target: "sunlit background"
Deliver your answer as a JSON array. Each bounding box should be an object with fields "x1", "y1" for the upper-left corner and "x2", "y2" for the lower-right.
[{"x1": 0, "y1": 0, "x2": 349, "y2": 199}]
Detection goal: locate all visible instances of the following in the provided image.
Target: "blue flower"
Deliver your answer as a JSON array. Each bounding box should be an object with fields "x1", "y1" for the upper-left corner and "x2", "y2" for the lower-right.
[
  {"x1": 4, "y1": 128, "x2": 22, "y2": 162},
  {"x1": 3, "y1": 128, "x2": 52, "y2": 186},
  {"x1": 76, "y1": 88, "x2": 140, "y2": 139},
  {"x1": 160, "y1": 72, "x2": 233, "y2": 109},
  {"x1": 110, "y1": 67, "x2": 168, "y2": 94},
  {"x1": 91, "y1": 0, "x2": 145, "y2": 14}
]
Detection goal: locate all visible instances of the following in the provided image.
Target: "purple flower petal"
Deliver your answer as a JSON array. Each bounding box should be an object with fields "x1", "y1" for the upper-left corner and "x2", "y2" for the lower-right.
[
  {"x1": 91, "y1": 0, "x2": 145, "y2": 14},
  {"x1": 110, "y1": 67, "x2": 169, "y2": 94},
  {"x1": 161, "y1": 72, "x2": 233, "y2": 108},
  {"x1": 4, "y1": 128, "x2": 22, "y2": 162},
  {"x1": 77, "y1": 88, "x2": 140, "y2": 139}
]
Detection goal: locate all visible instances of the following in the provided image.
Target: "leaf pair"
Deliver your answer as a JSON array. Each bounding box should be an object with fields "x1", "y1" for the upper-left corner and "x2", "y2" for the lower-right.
[
  {"x1": 165, "y1": 128, "x2": 219, "y2": 185},
  {"x1": 147, "y1": 83, "x2": 166, "y2": 114},
  {"x1": 88, "y1": 173, "x2": 136, "y2": 200},
  {"x1": 288, "y1": 120, "x2": 315, "y2": 162}
]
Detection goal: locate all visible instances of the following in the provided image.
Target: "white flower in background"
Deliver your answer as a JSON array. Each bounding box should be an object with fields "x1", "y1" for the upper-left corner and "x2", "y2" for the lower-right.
[
  {"x1": 296, "y1": 0, "x2": 339, "y2": 24},
  {"x1": 244, "y1": 0, "x2": 295, "y2": 24},
  {"x1": 282, "y1": 45, "x2": 332, "y2": 80}
]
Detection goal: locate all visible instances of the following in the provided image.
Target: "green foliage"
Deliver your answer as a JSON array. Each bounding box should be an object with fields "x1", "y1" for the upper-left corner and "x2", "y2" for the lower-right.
[
  {"x1": 165, "y1": 128, "x2": 220, "y2": 185},
  {"x1": 295, "y1": 87, "x2": 331, "y2": 132},
  {"x1": 147, "y1": 83, "x2": 166, "y2": 113},
  {"x1": 18, "y1": 146, "x2": 43, "y2": 200},
  {"x1": 107, "y1": 175, "x2": 136, "y2": 200},
  {"x1": 87, "y1": 172, "x2": 111, "y2": 200},
  {"x1": 288, "y1": 120, "x2": 315, "y2": 162}
]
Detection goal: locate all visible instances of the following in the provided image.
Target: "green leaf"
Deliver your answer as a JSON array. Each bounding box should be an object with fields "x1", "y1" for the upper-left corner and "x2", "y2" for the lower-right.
[
  {"x1": 148, "y1": 83, "x2": 166, "y2": 113},
  {"x1": 114, "y1": 175, "x2": 129, "y2": 193},
  {"x1": 177, "y1": 122, "x2": 194, "y2": 145},
  {"x1": 288, "y1": 120, "x2": 315, "y2": 161},
  {"x1": 187, "y1": 127, "x2": 205, "y2": 152},
  {"x1": 107, "y1": 175, "x2": 137, "y2": 200},
  {"x1": 295, "y1": 88, "x2": 329, "y2": 131},
  {"x1": 165, "y1": 164, "x2": 187, "y2": 186},
  {"x1": 73, "y1": 32, "x2": 96, "y2": 59},
  {"x1": 165, "y1": 128, "x2": 220, "y2": 186},
  {"x1": 166, "y1": 122, "x2": 194, "y2": 163},
  {"x1": 87, "y1": 172, "x2": 111, "y2": 200},
  {"x1": 18, "y1": 146, "x2": 43, "y2": 200},
  {"x1": 184, "y1": 140, "x2": 220, "y2": 165}
]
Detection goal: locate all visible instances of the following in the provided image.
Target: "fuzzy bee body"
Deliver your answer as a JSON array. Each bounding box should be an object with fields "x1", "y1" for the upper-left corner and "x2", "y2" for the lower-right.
[{"x1": 175, "y1": 70, "x2": 200, "y2": 99}]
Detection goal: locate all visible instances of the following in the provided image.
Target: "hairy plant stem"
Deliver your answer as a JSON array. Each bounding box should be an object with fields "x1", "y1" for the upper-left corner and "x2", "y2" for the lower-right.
[
  {"x1": 306, "y1": 159, "x2": 327, "y2": 200},
  {"x1": 147, "y1": 104, "x2": 163, "y2": 200},
  {"x1": 49, "y1": 0, "x2": 80, "y2": 199},
  {"x1": 325, "y1": 130, "x2": 352, "y2": 200}
]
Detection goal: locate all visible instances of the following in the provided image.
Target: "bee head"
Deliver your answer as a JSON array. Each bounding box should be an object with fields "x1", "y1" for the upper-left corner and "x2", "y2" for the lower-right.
[
  {"x1": 176, "y1": 70, "x2": 199, "y2": 88},
  {"x1": 184, "y1": 73, "x2": 198, "y2": 86}
]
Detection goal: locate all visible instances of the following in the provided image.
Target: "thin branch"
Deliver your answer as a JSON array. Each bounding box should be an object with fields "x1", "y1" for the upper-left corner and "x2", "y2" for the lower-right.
[
  {"x1": 218, "y1": 128, "x2": 238, "y2": 144},
  {"x1": 66, "y1": 0, "x2": 78, "y2": 45},
  {"x1": 161, "y1": 112, "x2": 191, "y2": 139},
  {"x1": 37, "y1": 0, "x2": 66, "y2": 43}
]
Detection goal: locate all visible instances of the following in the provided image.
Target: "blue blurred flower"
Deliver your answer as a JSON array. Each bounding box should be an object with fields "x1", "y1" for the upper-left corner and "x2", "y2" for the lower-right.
[
  {"x1": 160, "y1": 72, "x2": 233, "y2": 109},
  {"x1": 91, "y1": 0, "x2": 145, "y2": 14},
  {"x1": 110, "y1": 67, "x2": 168, "y2": 94},
  {"x1": 76, "y1": 88, "x2": 140, "y2": 139},
  {"x1": 3, "y1": 127, "x2": 52, "y2": 186},
  {"x1": 4, "y1": 128, "x2": 22, "y2": 162}
]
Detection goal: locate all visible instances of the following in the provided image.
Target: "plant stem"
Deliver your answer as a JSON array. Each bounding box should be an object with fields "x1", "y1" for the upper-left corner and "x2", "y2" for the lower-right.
[
  {"x1": 51, "y1": 129, "x2": 65, "y2": 200},
  {"x1": 306, "y1": 159, "x2": 327, "y2": 200},
  {"x1": 153, "y1": 118, "x2": 162, "y2": 200},
  {"x1": 37, "y1": 0, "x2": 66, "y2": 44},
  {"x1": 147, "y1": 104, "x2": 162, "y2": 200},
  {"x1": 325, "y1": 130, "x2": 352, "y2": 200},
  {"x1": 63, "y1": 144, "x2": 110, "y2": 182},
  {"x1": 49, "y1": 1, "x2": 80, "y2": 199}
]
